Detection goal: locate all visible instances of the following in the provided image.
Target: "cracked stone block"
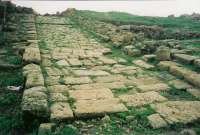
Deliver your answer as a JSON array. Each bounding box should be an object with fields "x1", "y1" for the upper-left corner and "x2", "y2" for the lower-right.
[
  {"x1": 184, "y1": 73, "x2": 200, "y2": 88},
  {"x1": 45, "y1": 76, "x2": 60, "y2": 86},
  {"x1": 151, "y1": 101, "x2": 200, "y2": 124},
  {"x1": 132, "y1": 60, "x2": 154, "y2": 69},
  {"x1": 23, "y1": 47, "x2": 41, "y2": 64},
  {"x1": 119, "y1": 91, "x2": 167, "y2": 107},
  {"x1": 23, "y1": 63, "x2": 41, "y2": 76},
  {"x1": 25, "y1": 72, "x2": 44, "y2": 88},
  {"x1": 48, "y1": 85, "x2": 69, "y2": 93},
  {"x1": 69, "y1": 88, "x2": 114, "y2": 100},
  {"x1": 63, "y1": 76, "x2": 92, "y2": 85},
  {"x1": 45, "y1": 67, "x2": 63, "y2": 76},
  {"x1": 94, "y1": 75, "x2": 127, "y2": 83},
  {"x1": 169, "y1": 79, "x2": 192, "y2": 90},
  {"x1": 74, "y1": 98, "x2": 128, "y2": 118},
  {"x1": 50, "y1": 102, "x2": 74, "y2": 122},
  {"x1": 157, "y1": 61, "x2": 180, "y2": 71},
  {"x1": 49, "y1": 93, "x2": 68, "y2": 102},
  {"x1": 56, "y1": 59, "x2": 69, "y2": 67},
  {"x1": 22, "y1": 87, "x2": 49, "y2": 117},
  {"x1": 67, "y1": 58, "x2": 82, "y2": 66},
  {"x1": 137, "y1": 83, "x2": 170, "y2": 92},
  {"x1": 174, "y1": 54, "x2": 197, "y2": 64},
  {"x1": 72, "y1": 82, "x2": 126, "y2": 90},
  {"x1": 148, "y1": 114, "x2": 168, "y2": 129},
  {"x1": 187, "y1": 88, "x2": 200, "y2": 98},
  {"x1": 73, "y1": 69, "x2": 110, "y2": 77},
  {"x1": 98, "y1": 57, "x2": 117, "y2": 65}
]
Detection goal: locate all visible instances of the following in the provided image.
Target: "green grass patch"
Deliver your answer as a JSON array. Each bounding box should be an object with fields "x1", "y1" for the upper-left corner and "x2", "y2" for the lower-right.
[
  {"x1": 0, "y1": 70, "x2": 23, "y2": 87},
  {"x1": 160, "y1": 86, "x2": 198, "y2": 101}
]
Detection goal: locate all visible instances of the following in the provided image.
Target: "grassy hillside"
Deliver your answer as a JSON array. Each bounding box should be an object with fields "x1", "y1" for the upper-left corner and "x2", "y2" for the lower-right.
[{"x1": 75, "y1": 10, "x2": 200, "y2": 32}]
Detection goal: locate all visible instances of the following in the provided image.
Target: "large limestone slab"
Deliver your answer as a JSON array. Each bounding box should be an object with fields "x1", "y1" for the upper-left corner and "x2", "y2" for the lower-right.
[
  {"x1": 187, "y1": 88, "x2": 200, "y2": 98},
  {"x1": 132, "y1": 60, "x2": 154, "y2": 69},
  {"x1": 69, "y1": 88, "x2": 114, "y2": 100},
  {"x1": 137, "y1": 83, "x2": 170, "y2": 92},
  {"x1": 45, "y1": 67, "x2": 63, "y2": 76},
  {"x1": 119, "y1": 91, "x2": 167, "y2": 107},
  {"x1": 74, "y1": 98, "x2": 128, "y2": 118},
  {"x1": 174, "y1": 54, "x2": 197, "y2": 64},
  {"x1": 22, "y1": 87, "x2": 49, "y2": 117},
  {"x1": 23, "y1": 64, "x2": 41, "y2": 76},
  {"x1": 25, "y1": 72, "x2": 44, "y2": 88},
  {"x1": 73, "y1": 69, "x2": 110, "y2": 77},
  {"x1": 147, "y1": 113, "x2": 168, "y2": 129},
  {"x1": 169, "y1": 66, "x2": 192, "y2": 79},
  {"x1": 56, "y1": 60, "x2": 69, "y2": 67},
  {"x1": 151, "y1": 101, "x2": 200, "y2": 124},
  {"x1": 169, "y1": 79, "x2": 192, "y2": 90},
  {"x1": 49, "y1": 93, "x2": 68, "y2": 102},
  {"x1": 184, "y1": 73, "x2": 200, "y2": 88},
  {"x1": 157, "y1": 61, "x2": 180, "y2": 71},
  {"x1": 67, "y1": 58, "x2": 82, "y2": 67},
  {"x1": 45, "y1": 76, "x2": 60, "y2": 86},
  {"x1": 72, "y1": 82, "x2": 126, "y2": 90},
  {"x1": 50, "y1": 102, "x2": 74, "y2": 121},
  {"x1": 23, "y1": 47, "x2": 41, "y2": 64},
  {"x1": 98, "y1": 57, "x2": 117, "y2": 65},
  {"x1": 94, "y1": 75, "x2": 127, "y2": 83},
  {"x1": 63, "y1": 76, "x2": 92, "y2": 85},
  {"x1": 48, "y1": 85, "x2": 69, "y2": 93}
]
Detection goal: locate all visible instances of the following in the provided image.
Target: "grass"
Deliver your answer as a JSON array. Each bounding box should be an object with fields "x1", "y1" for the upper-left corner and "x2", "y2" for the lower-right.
[
  {"x1": 75, "y1": 10, "x2": 200, "y2": 32},
  {"x1": 160, "y1": 86, "x2": 199, "y2": 101},
  {"x1": 0, "y1": 70, "x2": 23, "y2": 87},
  {"x1": 0, "y1": 89, "x2": 25, "y2": 135}
]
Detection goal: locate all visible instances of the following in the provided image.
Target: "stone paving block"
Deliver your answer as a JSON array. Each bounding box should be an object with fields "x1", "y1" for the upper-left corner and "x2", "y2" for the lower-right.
[
  {"x1": 72, "y1": 82, "x2": 126, "y2": 90},
  {"x1": 74, "y1": 98, "x2": 128, "y2": 118},
  {"x1": 63, "y1": 76, "x2": 92, "y2": 85},
  {"x1": 49, "y1": 93, "x2": 68, "y2": 102},
  {"x1": 45, "y1": 76, "x2": 60, "y2": 86},
  {"x1": 68, "y1": 58, "x2": 82, "y2": 66},
  {"x1": 69, "y1": 88, "x2": 114, "y2": 100},
  {"x1": 23, "y1": 63, "x2": 41, "y2": 76},
  {"x1": 45, "y1": 67, "x2": 63, "y2": 76},
  {"x1": 50, "y1": 102, "x2": 74, "y2": 121},
  {"x1": 99, "y1": 57, "x2": 117, "y2": 65},
  {"x1": 42, "y1": 58, "x2": 52, "y2": 67},
  {"x1": 174, "y1": 54, "x2": 197, "y2": 64},
  {"x1": 157, "y1": 61, "x2": 180, "y2": 71},
  {"x1": 151, "y1": 101, "x2": 200, "y2": 124},
  {"x1": 73, "y1": 69, "x2": 110, "y2": 77},
  {"x1": 187, "y1": 88, "x2": 200, "y2": 98},
  {"x1": 147, "y1": 114, "x2": 168, "y2": 129},
  {"x1": 169, "y1": 66, "x2": 192, "y2": 79},
  {"x1": 137, "y1": 83, "x2": 170, "y2": 92},
  {"x1": 48, "y1": 85, "x2": 69, "y2": 93},
  {"x1": 56, "y1": 59, "x2": 69, "y2": 67},
  {"x1": 132, "y1": 60, "x2": 154, "y2": 69},
  {"x1": 26, "y1": 72, "x2": 44, "y2": 88},
  {"x1": 184, "y1": 73, "x2": 200, "y2": 88},
  {"x1": 119, "y1": 91, "x2": 167, "y2": 107},
  {"x1": 169, "y1": 79, "x2": 192, "y2": 90},
  {"x1": 94, "y1": 75, "x2": 127, "y2": 83},
  {"x1": 22, "y1": 87, "x2": 49, "y2": 117},
  {"x1": 23, "y1": 47, "x2": 41, "y2": 64}
]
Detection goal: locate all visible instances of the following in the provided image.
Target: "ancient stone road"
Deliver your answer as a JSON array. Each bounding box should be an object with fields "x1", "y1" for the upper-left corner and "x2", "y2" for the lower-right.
[{"x1": 21, "y1": 16, "x2": 200, "y2": 129}]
